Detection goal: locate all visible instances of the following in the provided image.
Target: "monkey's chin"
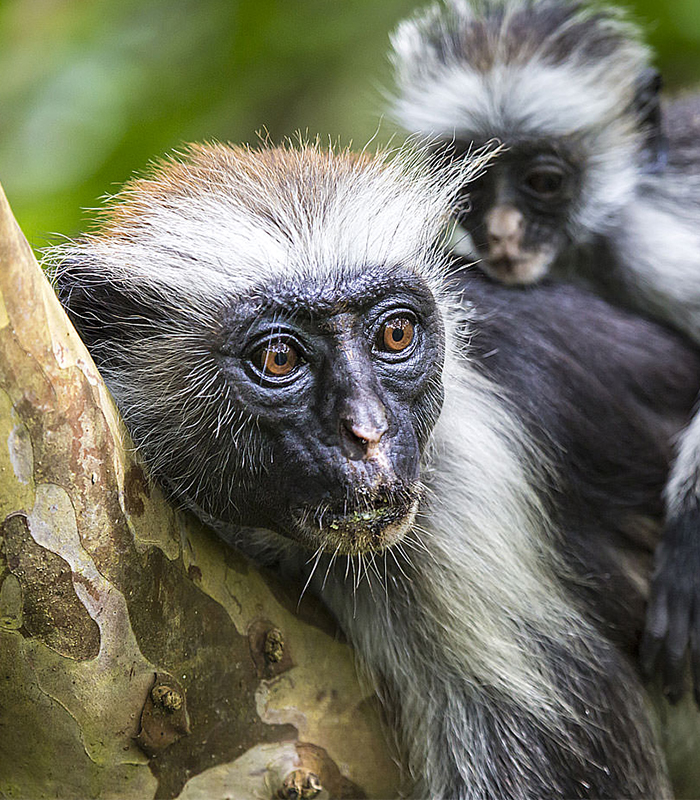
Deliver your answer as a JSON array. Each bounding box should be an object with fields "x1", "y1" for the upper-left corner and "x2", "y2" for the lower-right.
[{"x1": 290, "y1": 498, "x2": 420, "y2": 556}]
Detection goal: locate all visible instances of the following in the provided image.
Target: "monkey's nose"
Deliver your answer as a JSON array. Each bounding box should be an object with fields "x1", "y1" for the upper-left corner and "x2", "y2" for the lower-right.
[
  {"x1": 339, "y1": 417, "x2": 388, "y2": 461},
  {"x1": 485, "y1": 205, "x2": 524, "y2": 255}
]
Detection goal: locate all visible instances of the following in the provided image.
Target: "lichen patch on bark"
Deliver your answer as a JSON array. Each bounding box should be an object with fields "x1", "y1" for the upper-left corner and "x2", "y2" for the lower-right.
[
  {"x1": 0, "y1": 290, "x2": 8, "y2": 330},
  {"x1": 0, "y1": 571, "x2": 23, "y2": 630},
  {"x1": 124, "y1": 465, "x2": 151, "y2": 516},
  {"x1": 0, "y1": 389, "x2": 35, "y2": 519},
  {"x1": 7, "y1": 420, "x2": 33, "y2": 484},
  {"x1": 1, "y1": 512, "x2": 100, "y2": 660}
]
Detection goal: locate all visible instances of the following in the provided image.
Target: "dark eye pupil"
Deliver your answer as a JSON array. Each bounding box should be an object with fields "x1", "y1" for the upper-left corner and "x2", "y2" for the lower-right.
[
  {"x1": 392, "y1": 328, "x2": 403, "y2": 342},
  {"x1": 527, "y1": 171, "x2": 563, "y2": 195},
  {"x1": 253, "y1": 339, "x2": 299, "y2": 379}
]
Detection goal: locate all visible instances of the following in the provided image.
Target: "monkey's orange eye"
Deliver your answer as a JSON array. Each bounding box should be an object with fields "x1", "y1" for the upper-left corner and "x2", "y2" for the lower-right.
[
  {"x1": 254, "y1": 340, "x2": 299, "y2": 378},
  {"x1": 381, "y1": 318, "x2": 415, "y2": 353}
]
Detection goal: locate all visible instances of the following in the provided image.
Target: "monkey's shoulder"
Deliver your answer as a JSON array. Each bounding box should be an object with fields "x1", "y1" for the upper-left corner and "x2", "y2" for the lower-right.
[{"x1": 454, "y1": 268, "x2": 700, "y2": 457}]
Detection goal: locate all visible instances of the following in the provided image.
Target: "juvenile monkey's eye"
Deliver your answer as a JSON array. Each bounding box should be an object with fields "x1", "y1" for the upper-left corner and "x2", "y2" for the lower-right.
[
  {"x1": 380, "y1": 317, "x2": 415, "y2": 353},
  {"x1": 252, "y1": 340, "x2": 299, "y2": 379},
  {"x1": 523, "y1": 167, "x2": 565, "y2": 198}
]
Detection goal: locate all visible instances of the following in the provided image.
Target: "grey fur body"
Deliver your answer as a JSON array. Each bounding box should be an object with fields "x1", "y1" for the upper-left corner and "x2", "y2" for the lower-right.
[
  {"x1": 49, "y1": 143, "x2": 700, "y2": 798},
  {"x1": 391, "y1": 0, "x2": 700, "y2": 705}
]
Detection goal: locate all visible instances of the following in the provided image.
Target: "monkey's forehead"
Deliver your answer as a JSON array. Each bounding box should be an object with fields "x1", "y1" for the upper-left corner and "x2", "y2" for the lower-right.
[
  {"x1": 231, "y1": 265, "x2": 440, "y2": 320},
  {"x1": 49, "y1": 144, "x2": 474, "y2": 308},
  {"x1": 391, "y1": 0, "x2": 649, "y2": 140},
  {"x1": 57, "y1": 237, "x2": 448, "y2": 325}
]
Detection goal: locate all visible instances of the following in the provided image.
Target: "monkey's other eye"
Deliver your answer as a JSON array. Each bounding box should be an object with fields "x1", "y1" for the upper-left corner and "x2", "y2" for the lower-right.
[
  {"x1": 379, "y1": 317, "x2": 415, "y2": 353},
  {"x1": 523, "y1": 166, "x2": 565, "y2": 198},
  {"x1": 252, "y1": 339, "x2": 300, "y2": 379}
]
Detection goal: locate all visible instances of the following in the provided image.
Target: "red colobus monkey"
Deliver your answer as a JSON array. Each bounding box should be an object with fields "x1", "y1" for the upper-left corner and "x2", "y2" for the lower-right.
[{"x1": 52, "y1": 143, "x2": 699, "y2": 798}]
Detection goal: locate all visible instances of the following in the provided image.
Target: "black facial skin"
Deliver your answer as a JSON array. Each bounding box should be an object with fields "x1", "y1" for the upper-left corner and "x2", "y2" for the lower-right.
[
  {"x1": 55, "y1": 260, "x2": 444, "y2": 556},
  {"x1": 212, "y1": 267, "x2": 445, "y2": 554},
  {"x1": 55, "y1": 256, "x2": 444, "y2": 556}
]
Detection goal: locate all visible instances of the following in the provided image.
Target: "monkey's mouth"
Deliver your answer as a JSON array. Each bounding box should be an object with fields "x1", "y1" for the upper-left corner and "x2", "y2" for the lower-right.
[
  {"x1": 290, "y1": 490, "x2": 420, "y2": 555},
  {"x1": 481, "y1": 249, "x2": 555, "y2": 286}
]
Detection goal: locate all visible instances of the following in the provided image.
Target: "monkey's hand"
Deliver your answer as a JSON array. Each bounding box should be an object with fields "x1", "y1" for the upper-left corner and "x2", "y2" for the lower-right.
[{"x1": 640, "y1": 508, "x2": 700, "y2": 706}]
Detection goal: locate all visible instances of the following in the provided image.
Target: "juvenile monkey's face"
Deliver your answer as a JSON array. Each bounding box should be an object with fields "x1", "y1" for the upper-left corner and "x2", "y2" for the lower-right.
[
  {"x1": 449, "y1": 142, "x2": 580, "y2": 285},
  {"x1": 213, "y1": 267, "x2": 445, "y2": 555}
]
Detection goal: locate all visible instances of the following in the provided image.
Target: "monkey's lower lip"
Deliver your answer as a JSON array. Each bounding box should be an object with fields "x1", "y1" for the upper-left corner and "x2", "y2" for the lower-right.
[{"x1": 291, "y1": 498, "x2": 419, "y2": 555}]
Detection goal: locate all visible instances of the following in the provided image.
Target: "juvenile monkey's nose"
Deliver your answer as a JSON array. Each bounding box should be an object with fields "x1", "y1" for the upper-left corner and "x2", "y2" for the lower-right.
[
  {"x1": 485, "y1": 205, "x2": 525, "y2": 252},
  {"x1": 339, "y1": 416, "x2": 388, "y2": 461}
]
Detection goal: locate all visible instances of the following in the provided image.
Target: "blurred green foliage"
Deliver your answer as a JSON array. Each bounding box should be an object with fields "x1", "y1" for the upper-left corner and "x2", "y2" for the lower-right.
[{"x1": 0, "y1": 0, "x2": 699, "y2": 248}]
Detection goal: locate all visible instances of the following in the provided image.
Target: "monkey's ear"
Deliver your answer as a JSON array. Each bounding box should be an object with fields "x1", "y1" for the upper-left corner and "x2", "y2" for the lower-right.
[
  {"x1": 53, "y1": 260, "x2": 168, "y2": 355},
  {"x1": 633, "y1": 68, "x2": 668, "y2": 174}
]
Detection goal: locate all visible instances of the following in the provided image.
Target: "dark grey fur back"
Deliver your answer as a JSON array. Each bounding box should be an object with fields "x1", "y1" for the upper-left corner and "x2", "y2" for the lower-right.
[{"x1": 457, "y1": 266, "x2": 700, "y2": 650}]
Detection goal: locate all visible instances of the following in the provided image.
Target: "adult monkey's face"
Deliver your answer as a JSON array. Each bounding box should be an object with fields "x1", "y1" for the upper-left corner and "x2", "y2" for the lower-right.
[
  {"x1": 215, "y1": 265, "x2": 445, "y2": 556},
  {"x1": 49, "y1": 143, "x2": 471, "y2": 557}
]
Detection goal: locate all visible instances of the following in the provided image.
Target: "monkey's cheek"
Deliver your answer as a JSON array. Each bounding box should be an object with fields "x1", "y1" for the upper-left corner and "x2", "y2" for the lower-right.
[{"x1": 291, "y1": 498, "x2": 420, "y2": 556}]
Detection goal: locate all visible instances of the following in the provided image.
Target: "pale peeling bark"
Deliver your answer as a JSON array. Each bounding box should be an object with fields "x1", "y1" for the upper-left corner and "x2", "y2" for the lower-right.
[{"x1": 0, "y1": 183, "x2": 401, "y2": 800}]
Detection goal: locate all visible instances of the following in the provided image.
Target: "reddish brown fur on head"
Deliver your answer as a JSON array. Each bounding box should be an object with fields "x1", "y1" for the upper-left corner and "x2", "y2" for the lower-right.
[{"x1": 94, "y1": 142, "x2": 375, "y2": 237}]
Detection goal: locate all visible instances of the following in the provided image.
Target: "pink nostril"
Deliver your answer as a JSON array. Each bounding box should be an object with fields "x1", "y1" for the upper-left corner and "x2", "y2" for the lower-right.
[
  {"x1": 340, "y1": 418, "x2": 387, "y2": 460},
  {"x1": 348, "y1": 421, "x2": 385, "y2": 445}
]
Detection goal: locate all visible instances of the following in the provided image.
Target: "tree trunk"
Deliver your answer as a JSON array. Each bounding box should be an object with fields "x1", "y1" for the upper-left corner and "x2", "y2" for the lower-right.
[{"x1": 0, "y1": 183, "x2": 401, "y2": 800}]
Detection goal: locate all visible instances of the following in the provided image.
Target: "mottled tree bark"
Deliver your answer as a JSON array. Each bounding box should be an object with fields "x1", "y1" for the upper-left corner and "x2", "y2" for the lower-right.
[{"x1": 0, "y1": 183, "x2": 401, "y2": 800}]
